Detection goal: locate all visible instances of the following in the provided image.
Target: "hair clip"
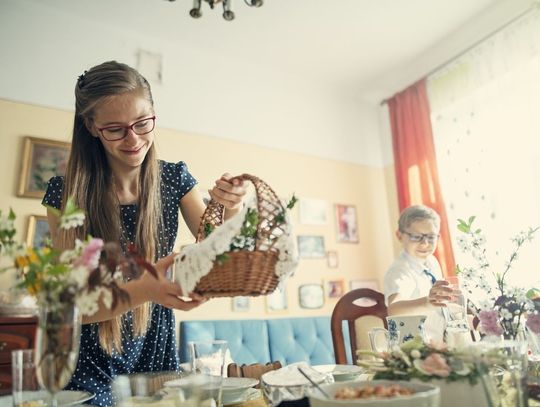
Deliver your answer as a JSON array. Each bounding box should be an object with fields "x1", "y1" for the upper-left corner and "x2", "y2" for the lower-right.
[{"x1": 77, "y1": 70, "x2": 88, "y2": 88}]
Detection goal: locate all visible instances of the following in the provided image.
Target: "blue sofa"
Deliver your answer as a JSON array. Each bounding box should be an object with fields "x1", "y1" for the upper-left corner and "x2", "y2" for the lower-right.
[{"x1": 179, "y1": 316, "x2": 351, "y2": 366}]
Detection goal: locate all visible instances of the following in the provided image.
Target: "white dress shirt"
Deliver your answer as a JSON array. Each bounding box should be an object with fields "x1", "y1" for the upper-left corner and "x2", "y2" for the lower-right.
[{"x1": 383, "y1": 250, "x2": 446, "y2": 344}]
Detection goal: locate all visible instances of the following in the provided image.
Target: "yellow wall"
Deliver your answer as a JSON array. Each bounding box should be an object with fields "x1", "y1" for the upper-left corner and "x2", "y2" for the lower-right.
[{"x1": 0, "y1": 98, "x2": 398, "y2": 321}]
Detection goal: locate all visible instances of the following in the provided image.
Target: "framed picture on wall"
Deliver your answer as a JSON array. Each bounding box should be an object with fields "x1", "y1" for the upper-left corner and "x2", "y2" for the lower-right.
[
  {"x1": 297, "y1": 235, "x2": 326, "y2": 258},
  {"x1": 326, "y1": 279, "x2": 346, "y2": 299},
  {"x1": 335, "y1": 204, "x2": 359, "y2": 243},
  {"x1": 326, "y1": 251, "x2": 339, "y2": 268},
  {"x1": 266, "y1": 286, "x2": 288, "y2": 313},
  {"x1": 26, "y1": 215, "x2": 51, "y2": 248},
  {"x1": 299, "y1": 198, "x2": 328, "y2": 225},
  {"x1": 298, "y1": 284, "x2": 324, "y2": 309},
  {"x1": 18, "y1": 136, "x2": 70, "y2": 198},
  {"x1": 231, "y1": 296, "x2": 250, "y2": 312}
]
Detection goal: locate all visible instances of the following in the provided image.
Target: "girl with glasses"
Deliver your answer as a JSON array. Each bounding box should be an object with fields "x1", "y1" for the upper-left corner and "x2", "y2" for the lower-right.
[{"x1": 42, "y1": 61, "x2": 247, "y2": 406}]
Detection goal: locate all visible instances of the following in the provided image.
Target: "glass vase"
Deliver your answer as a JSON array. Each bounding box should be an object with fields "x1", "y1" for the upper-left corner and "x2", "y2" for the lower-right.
[{"x1": 34, "y1": 304, "x2": 81, "y2": 407}]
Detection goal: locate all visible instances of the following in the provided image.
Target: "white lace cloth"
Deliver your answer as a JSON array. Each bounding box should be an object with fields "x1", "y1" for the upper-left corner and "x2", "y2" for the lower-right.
[{"x1": 174, "y1": 198, "x2": 298, "y2": 295}]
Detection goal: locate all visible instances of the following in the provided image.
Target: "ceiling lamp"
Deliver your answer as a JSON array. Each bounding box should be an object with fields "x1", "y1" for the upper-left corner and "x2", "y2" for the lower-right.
[{"x1": 166, "y1": 0, "x2": 263, "y2": 21}]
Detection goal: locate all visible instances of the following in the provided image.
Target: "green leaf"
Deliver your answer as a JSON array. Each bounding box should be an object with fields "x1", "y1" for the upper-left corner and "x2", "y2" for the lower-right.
[
  {"x1": 286, "y1": 194, "x2": 298, "y2": 210},
  {"x1": 204, "y1": 223, "x2": 214, "y2": 238},
  {"x1": 8, "y1": 208, "x2": 16, "y2": 221},
  {"x1": 215, "y1": 253, "x2": 229, "y2": 265},
  {"x1": 457, "y1": 224, "x2": 469, "y2": 233},
  {"x1": 468, "y1": 215, "x2": 476, "y2": 224}
]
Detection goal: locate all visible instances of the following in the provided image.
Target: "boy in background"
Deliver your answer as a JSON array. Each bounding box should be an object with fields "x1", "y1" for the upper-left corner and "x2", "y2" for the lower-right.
[{"x1": 384, "y1": 205, "x2": 452, "y2": 343}]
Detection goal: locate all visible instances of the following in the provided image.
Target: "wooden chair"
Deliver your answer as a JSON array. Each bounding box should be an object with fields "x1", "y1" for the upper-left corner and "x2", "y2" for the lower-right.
[
  {"x1": 227, "y1": 361, "x2": 282, "y2": 388},
  {"x1": 331, "y1": 288, "x2": 388, "y2": 364}
]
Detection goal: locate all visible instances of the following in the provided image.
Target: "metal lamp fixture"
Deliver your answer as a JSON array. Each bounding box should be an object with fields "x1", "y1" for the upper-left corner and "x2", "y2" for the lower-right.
[{"x1": 166, "y1": 0, "x2": 263, "y2": 21}]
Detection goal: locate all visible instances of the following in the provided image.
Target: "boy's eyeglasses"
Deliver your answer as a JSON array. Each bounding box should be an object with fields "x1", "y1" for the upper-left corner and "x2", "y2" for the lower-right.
[
  {"x1": 96, "y1": 116, "x2": 156, "y2": 141},
  {"x1": 402, "y1": 231, "x2": 439, "y2": 244}
]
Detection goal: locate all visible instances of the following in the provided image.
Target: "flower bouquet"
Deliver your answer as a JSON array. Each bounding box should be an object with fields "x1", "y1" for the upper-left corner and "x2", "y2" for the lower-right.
[
  {"x1": 0, "y1": 199, "x2": 155, "y2": 317},
  {"x1": 357, "y1": 337, "x2": 521, "y2": 407},
  {"x1": 455, "y1": 216, "x2": 540, "y2": 340},
  {"x1": 0, "y1": 200, "x2": 155, "y2": 404}
]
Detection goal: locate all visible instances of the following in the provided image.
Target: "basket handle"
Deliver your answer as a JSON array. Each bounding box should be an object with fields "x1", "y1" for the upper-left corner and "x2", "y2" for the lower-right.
[{"x1": 196, "y1": 174, "x2": 284, "y2": 251}]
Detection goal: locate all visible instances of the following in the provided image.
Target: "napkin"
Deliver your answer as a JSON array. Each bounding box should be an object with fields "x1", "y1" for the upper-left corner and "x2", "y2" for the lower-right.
[{"x1": 261, "y1": 362, "x2": 328, "y2": 386}]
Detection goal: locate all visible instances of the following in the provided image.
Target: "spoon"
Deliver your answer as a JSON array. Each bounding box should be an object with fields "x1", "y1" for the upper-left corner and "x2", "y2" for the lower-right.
[{"x1": 297, "y1": 366, "x2": 331, "y2": 399}]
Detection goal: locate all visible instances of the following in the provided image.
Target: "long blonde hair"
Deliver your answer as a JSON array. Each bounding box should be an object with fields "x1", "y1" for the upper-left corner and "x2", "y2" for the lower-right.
[{"x1": 59, "y1": 61, "x2": 163, "y2": 355}]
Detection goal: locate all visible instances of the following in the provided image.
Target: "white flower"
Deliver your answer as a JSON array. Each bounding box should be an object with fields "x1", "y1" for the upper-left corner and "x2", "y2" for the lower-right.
[
  {"x1": 68, "y1": 265, "x2": 89, "y2": 289},
  {"x1": 500, "y1": 308, "x2": 513, "y2": 320},
  {"x1": 0, "y1": 217, "x2": 14, "y2": 231},
  {"x1": 59, "y1": 212, "x2": 85, "y2": 230},
  {"x1": 410, "y1": 349, "x2": 421, "y2": 359},
  {"x1": 76, "y1": 289, "x2": 101, "y2": 316}
]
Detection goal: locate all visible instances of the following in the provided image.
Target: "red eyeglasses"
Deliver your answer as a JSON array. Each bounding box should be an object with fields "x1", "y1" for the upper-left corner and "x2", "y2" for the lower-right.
[{"x1": 96, "y1": 116, "x2": 156, "y2": 141}]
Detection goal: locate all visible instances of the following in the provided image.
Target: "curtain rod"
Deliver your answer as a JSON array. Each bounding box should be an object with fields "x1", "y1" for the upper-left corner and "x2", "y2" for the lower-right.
[{"x1": 379, "y1": 3, "x2": 539, "y2": 106}]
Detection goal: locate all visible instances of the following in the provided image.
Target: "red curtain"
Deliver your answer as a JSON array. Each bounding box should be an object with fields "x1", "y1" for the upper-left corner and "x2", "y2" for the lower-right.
[{"x1": 388, "y1": 79, "x2": 455, "y2": 276}]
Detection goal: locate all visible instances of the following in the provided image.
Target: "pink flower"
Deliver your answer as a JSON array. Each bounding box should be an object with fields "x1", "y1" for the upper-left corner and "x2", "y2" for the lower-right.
[
  {"x1": 74, "y1": 238, "x2": 103, "y2": 270},
  {"x1": 526, "y1": 314, "x2": 540, "y2": 334},
  {"x1": 419, "y1": 353, "x2": 451, "y2": 377},
  {"x1": 479, "y1": 309, "x2": 503, "y2": 336}
]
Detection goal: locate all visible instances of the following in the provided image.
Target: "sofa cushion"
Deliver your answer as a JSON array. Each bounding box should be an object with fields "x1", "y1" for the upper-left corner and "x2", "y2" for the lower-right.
[
  {"x1": 179, "y1": 317, "x2": 336, "y2": 366},
  {"x1": 267, "y1": 317, "x2": 334, "y2": 365},
  {"x1": 179, "y1": 319, "x2": 271, "y2": 364}
]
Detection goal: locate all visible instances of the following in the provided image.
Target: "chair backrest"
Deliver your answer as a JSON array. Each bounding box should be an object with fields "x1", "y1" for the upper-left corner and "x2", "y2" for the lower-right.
[
  {"x1": 227, "y1": 361, "x2": 282, "y2": 388},
  {"x1": 330, "y1": 288, "x2": 388, "y2": 364}
]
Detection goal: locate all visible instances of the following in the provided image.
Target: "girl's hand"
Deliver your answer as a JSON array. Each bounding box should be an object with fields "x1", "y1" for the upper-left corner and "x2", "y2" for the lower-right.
[
  {"x1": 140, "y1": 254, "x2": 207, "y2": 311},
  {"x1": 427, "y1": 280, "x2": 452, "y2": 307},
  {"x1": 208, "y1": 173, "x2": 247, "y2": 210}
]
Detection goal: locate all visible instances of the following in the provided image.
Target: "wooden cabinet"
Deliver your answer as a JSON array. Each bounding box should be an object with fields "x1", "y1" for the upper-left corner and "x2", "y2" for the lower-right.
[{"x1": 0, "y1": 315, "x2": 38, "y2": 395}]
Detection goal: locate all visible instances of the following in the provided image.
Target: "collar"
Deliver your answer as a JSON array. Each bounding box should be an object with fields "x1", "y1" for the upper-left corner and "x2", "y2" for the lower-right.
[{"x1": 399, "y1": 250, "x2": 432, "y2": 275}]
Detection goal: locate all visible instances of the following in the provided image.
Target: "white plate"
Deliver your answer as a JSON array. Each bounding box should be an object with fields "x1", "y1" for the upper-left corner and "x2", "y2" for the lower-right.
[
  {"x1": 164, "y1": 376, "x2": 258, "y2": 392},
  {"x1": 222, "y1": 377, "x2": 259, "y2": 391},
  {"x1": 223, "y1": 388, "x2": 261, "y2": 406},
  {"x1": 221, "y1": 377, "x2": 259, "y2": 400},
  {"x1": 0, "y1": 390, "x2": 95, "y2": 407},
  {"x1": 312, "y1": 365, "x2": 364, "y2": 381}
]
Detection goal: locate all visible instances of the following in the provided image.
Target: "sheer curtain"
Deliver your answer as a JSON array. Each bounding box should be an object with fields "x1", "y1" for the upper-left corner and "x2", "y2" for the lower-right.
[{"x1": 428, "y1": 7, "x2": 540, "y2": 287}]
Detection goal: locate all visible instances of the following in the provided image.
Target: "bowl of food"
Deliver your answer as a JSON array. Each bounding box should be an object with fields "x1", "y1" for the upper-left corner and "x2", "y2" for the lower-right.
[{"x1": 307, "y1": 380, "x2": 440, "y2": 407}]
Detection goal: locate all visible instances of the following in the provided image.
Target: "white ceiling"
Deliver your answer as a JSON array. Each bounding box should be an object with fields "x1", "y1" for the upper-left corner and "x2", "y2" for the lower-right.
[{"x1": 25, "y1": 0, "x2": 529, "y2": 101}]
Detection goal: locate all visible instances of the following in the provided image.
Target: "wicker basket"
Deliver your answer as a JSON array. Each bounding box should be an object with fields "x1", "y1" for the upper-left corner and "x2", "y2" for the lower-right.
[{"x1": 193, "y1": 174, "x2": 288, "y2": 298}]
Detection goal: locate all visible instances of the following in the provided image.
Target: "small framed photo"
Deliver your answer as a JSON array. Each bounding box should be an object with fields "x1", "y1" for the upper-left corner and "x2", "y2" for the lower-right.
[
  {"x1": 18, "y1": 136, "x2": 70, "y2": 198},
  {"x1": 26, "y1": 215, "x2": 51, "y2": 248},
  {"x1": 266, "y1": 286, "x2": 288, "y2": 313},
  {"x1": 349, "y1": 279, "x2": 379, "y2": 291},
  {"x1": 335, "y1": 204, "x2": 359, "y2": 243},
  {"x1": 326, "y1": 251, "x2": 339, "y2": 268},
  {"x1": 297, "y1": 235, "x2": 326, "y2": 258},
  {"x1": 231, "y1": 296, "x2": 250, "y2": 312},
  {"x1": 298, "y1": 284, "x2": 325, "y2": 309},
  {"x1": 299, "y1": 198, "x2": 328, "y2": 225},
  {"x1": 326, "y1": 279, "x2": 345, "y2": 299}
]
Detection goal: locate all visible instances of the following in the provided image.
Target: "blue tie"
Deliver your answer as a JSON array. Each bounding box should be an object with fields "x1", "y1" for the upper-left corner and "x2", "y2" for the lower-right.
[{"x1": 423, "y1": 269, "x2": 437, "y2": 285}]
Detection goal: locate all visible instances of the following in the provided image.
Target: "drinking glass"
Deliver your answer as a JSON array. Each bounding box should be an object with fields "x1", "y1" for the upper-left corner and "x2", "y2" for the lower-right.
[
  {"x1": 445, "y1": 276, "x2": 469, "y2": 332},
  {"x1": 12, "y1": 349, "x2": 42, "y2": 407},
  {"x1": 35, "y1": 305, "x2": 81, "y2": 407},
  {"x1": 368, "y1": 329, "x2": 400, "y2": 353},
  {"x1": 471, "y1": 340, "x2": 529, "y2": 407},
  {"x1": 189, "y1": 340, "x2": 227, "y2": 407}
]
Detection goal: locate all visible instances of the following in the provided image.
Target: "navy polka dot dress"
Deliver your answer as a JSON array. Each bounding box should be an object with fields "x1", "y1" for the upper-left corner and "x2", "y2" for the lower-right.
[{"x1": 42, "y1": 161, "x2": 197, "y2": 406}]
